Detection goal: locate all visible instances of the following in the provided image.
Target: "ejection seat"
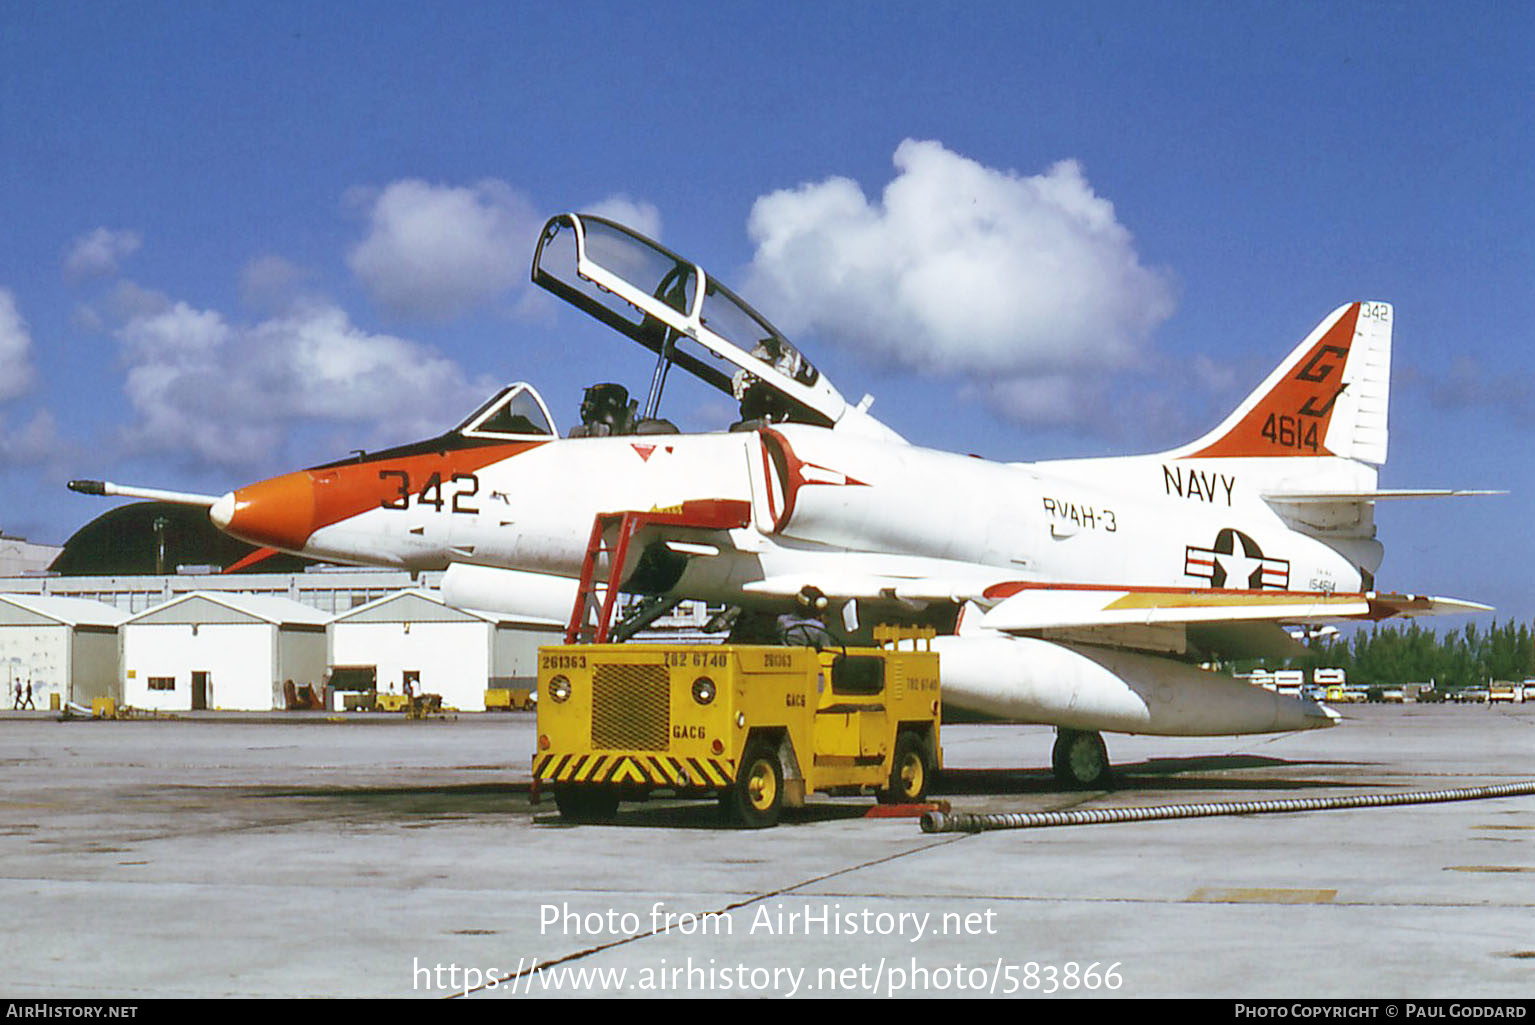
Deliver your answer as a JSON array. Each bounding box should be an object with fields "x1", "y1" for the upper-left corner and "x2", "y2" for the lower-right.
[
  {"x1": 568, "y1": 382, "x2": 678, "y2": 437},
  {"x1": 567, "y1": 382, "x2": 637, "y2": 437}
]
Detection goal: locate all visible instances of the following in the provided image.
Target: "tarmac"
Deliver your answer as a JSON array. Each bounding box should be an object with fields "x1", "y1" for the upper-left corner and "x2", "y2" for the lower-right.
[{"x1": 1, "y1": 703, "x2": 1532, "y2": 1000}]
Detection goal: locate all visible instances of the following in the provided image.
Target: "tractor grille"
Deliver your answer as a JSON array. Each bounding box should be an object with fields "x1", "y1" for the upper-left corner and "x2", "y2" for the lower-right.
[{"x1": 591, "y1": 664, "x2": 670, "y2": 751}]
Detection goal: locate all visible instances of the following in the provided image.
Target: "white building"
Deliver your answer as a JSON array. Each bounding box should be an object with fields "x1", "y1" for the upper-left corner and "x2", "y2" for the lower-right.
[
  {"x1": 0, "y1": 534, "x2": 62, "y2": 577},
  {"x1": 329, "y1": 590, "x2": 560, "y2": 711},
  {"x1": 121, "y1": 593, "x2": 328, "y2": 711},
  {"x1": 0, "y1": 594, "x2": 126, "y2": 709},
  {"x1": 6, "y1": 568, "x2": 435, "y2": 615}
]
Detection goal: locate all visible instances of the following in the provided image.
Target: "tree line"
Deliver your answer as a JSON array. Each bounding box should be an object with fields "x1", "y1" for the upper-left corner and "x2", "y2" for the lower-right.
[{"x1": 1290, "y1": 620, "x2": 1535, "y2": 690}]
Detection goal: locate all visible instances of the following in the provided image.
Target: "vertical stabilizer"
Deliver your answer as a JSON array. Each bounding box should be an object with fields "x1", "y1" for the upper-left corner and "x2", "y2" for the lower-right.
[{"x1": 1174, "y1": 302, "x2": 1392, "y2": 466}]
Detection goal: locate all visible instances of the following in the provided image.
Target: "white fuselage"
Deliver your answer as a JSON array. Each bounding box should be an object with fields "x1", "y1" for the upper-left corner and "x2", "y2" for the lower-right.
[{"x1": 297, "y1": 424, "x2": 1370, "y2": 604}]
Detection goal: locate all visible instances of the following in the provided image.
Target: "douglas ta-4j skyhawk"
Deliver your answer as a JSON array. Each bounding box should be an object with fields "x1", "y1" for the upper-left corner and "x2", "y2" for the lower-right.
[{"x1": 72, "y1": 213, "x2": 1491, "y2": 785}]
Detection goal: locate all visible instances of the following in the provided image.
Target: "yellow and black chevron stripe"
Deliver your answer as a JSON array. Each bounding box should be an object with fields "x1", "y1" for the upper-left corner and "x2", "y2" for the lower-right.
[{"x1": 534, "y1": 752, "x2": 735, "y2": 788}]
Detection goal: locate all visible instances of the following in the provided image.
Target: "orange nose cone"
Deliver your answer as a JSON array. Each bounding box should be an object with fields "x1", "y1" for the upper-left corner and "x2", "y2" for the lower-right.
[{"x1": 211, "y1": 471, "x2": 318, "y2": 552}]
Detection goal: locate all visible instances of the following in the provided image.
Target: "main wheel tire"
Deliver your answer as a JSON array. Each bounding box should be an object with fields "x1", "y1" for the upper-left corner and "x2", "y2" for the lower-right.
[
  {"x1": 553, "y1": 786, "x2": 620, "y2": 823},
  {"x1": 721, "y1": 737, "x2": 784, "y2": 828},
  {"x1": 878, "y1": 731, "x2": 931, "y2": 804},
  {"x1": 1051, "y1": 729, "x2": 1111, "y2": 788}
]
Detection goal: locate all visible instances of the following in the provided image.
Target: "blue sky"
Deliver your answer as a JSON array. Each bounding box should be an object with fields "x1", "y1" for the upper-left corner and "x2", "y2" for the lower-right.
[{"x1": 0, "y1": 2, "x2": 1530, "y2": 621}]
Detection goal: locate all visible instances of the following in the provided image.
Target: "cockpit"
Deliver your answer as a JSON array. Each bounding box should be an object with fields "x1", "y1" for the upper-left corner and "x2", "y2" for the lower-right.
[
  {"x1": 453, "y1": 382, "x2": 556, "y2": 439},
  {"x1": 530, "y1": 213, "x2": 853, "y2": 435}
]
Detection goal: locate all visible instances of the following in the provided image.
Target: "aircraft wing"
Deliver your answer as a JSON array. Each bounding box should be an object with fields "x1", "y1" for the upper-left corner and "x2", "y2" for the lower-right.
[{"x1": 973, "y1": 583, "x2": 1491, "y2": 659}]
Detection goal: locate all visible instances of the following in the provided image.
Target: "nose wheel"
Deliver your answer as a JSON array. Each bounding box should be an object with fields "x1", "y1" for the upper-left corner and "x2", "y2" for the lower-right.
[{"x1": 1052, "y1": 729, "x2": 1111, "y2": 788}]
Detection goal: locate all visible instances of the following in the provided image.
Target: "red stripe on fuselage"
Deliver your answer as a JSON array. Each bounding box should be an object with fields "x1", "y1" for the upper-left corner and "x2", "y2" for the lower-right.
[
  {"x1": 982, "y1": 580, "x2": 1353, "y2": 601},
  {"x1": 222, "y1": 440, "x2": 544, "y2": 552}
]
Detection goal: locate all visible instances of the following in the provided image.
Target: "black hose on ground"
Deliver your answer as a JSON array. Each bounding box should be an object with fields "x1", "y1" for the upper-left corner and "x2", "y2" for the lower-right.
[{"x1": 920, "y1": 780, "x2": 1535, "y2": 833}]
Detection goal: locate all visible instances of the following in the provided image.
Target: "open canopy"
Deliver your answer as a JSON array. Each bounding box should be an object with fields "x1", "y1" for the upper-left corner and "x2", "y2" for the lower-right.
[{"x1": 532, "y1": 213, "x2": 849, "y2": 430}]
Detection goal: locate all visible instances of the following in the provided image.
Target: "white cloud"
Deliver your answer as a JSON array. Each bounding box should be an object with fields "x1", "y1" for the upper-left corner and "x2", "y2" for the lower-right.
[
  {"x1": 346, "y1": 179, "x2": 541, "y2": 319},
  {"x1": 64, "y1": 228, "x2": 142, "y2": 280},
  {"x1": 744, "y1": 139, "x2": 1176, "y2": 423},
  {"x1": 0, "y1": 289, "x2": 36, "y2": 402},
  {"x1": 974, "y1": 375, "x2": 1106, "y2": 428},
  {"x1": 1189, "y1": 354, "x2": 1238, "y2": 396},
  {"x1": 241, "y1": 255, "x2": 315, "y2": 311},
  {"x1": 346, "y1": 179, "x2": 669, "y2": 321},
  {"x1": 0, "y1": 410, "x2": 64, "y2": 465},
  {"x1": 112, "y1": 292, "x2": 490, "y2": 470}
]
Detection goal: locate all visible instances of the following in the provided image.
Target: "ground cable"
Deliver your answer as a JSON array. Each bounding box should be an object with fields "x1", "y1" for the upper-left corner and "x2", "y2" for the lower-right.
[{"x1": 920, "y1": 780, "x2": 1535, "y2": 833}]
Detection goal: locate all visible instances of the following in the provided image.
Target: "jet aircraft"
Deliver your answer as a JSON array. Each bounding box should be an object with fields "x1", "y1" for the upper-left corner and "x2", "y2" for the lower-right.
[{"x1": 71, "y1": 213, "x2": 1490, "y2": 785}]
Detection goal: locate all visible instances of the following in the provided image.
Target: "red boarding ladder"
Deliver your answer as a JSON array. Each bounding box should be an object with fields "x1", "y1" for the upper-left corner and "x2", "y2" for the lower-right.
[{"x1": 566, "y1": 499, "x2": 752, "y2": 643}]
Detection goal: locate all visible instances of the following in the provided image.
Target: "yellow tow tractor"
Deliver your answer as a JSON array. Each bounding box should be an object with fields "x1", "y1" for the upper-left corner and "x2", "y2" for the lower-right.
[
  {"x1": 534, "y1": 626, "x2": 940, "y2": 826},
  {"x1": 533, "y1": 506, "x2": 942, "y2": 826}
]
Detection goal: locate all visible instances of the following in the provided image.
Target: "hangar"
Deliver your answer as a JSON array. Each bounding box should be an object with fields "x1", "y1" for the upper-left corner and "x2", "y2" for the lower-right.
[
  {"x1": 0, "y1": 594, "x2": 126, "y2": 709},
  {"x1": 121, "y1": 592, "x2": 328, "y2": 711},
  {"x1": 46, "y1": 500, "x2": 311, "y2": 577},
  {"x1": 328, "y1": 589, "x2": 558, "y2": 712},
  {"x1": 0, "y1": 531, "x2": 61, "y2": 576}
]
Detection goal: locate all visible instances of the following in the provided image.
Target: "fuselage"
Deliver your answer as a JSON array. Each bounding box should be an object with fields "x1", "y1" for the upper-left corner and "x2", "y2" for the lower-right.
[{"x1": 212, "y1": 420, "x2": 1371, "y2": 610}]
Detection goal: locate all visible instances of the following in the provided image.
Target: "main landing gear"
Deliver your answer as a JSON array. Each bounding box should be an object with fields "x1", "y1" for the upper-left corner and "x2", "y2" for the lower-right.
[{"x1": 1051, "y1": 728, "x2": 1112, "y2": 788}]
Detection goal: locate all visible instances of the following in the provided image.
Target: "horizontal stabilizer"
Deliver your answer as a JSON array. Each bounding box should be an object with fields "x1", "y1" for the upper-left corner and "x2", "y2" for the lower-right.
[{"x1": 1264, "y1": 489, "x2": 1505, "y2": 503}]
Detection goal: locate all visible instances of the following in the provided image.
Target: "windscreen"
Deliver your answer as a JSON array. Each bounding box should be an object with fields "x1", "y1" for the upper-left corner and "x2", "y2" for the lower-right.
[{"x1": 457, "y1": 384, "x2": 555, "y2": 438}]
